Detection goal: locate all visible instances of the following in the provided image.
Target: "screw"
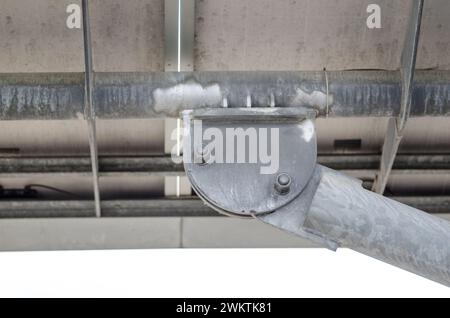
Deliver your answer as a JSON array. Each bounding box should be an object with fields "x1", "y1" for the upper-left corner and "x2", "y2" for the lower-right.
[{"x1": 275, "y1": 173, "x2": 291, "y2": 195}]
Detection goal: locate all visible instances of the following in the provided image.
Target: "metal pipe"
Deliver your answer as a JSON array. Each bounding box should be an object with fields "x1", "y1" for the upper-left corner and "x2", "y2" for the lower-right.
[
  {"x1": 1, "y1": 71, "x2": 450, "y2": 119},
  {"x1": 1, "y1": 154, "x2": 449, "y2": 173},
  {"x1": 0, "y1": 197, "x2": 447, "y2": 219},
  {"x1": 0, "y1": 199, "x2": 216, "y2": 218},
  {"x1": 304, "y1": 166, "x2": 450, "y2": 286}
]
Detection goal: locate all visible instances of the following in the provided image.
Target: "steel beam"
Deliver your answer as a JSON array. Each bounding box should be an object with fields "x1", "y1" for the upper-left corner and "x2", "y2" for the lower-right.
[
  {"x1": 372, "y1": 0, "x2": 425, "y2": 194},
  {"x1": 1, "y1": 70, "x2": 450, "y2": 119}
]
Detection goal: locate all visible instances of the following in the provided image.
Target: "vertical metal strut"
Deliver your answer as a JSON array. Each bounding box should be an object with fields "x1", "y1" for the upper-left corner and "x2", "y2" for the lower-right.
[
  {"x1": 82, "y1": 0, "x2": 101, "y2": 217},
  {"x1": 372, "y1": 0, "x2": 424, "y2": 194}
]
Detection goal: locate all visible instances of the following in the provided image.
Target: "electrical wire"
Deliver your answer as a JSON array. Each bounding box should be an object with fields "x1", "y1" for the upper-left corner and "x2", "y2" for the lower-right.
[{"x1": 24, "y1": 184, "x2": 80, "y2": 198}]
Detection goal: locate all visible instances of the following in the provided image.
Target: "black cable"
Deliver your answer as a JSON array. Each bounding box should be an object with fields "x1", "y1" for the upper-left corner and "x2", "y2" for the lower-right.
[{"x1": 24, "y1": 184, "x2": 80, "y2": 198}]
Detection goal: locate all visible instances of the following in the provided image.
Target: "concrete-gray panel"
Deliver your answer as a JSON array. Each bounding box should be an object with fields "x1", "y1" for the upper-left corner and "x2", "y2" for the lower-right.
[
  {"x1": 416, "y1": 0, "x2": 450, "y2": 69},
  {"x1": 315, "y1": 117, "x2": 450, "y2": 154},
  {"x1": 0, "y1": 0, "x2": 83, "y2": 72},
  {"x1": 0, "y1": 0, "x2": 164, "y2": 72},
  {"x1": 91, "y1": 0, "x2": 165, "y2": 72},
  {"x1": 0, "y1": 217, "x2": 181, "y2": 251},
  {"x1": 195, "y1": 0, "x2": 410, "y2": 71},
  {"x1": 195, "y1": 0, "x2": 450, "y2": 71},
  {"x1": 0, "y1": 215, "x2": 449, "y2": 251},
  {"x1": 0, "y1": 119, "x2": 164, "y2": 156},
  {"x1": 182, "y1": 217, "x2": 318, "y2": 248},
  {"x1": 1, "y1": 0, "x2": 448, "y2": 72}
]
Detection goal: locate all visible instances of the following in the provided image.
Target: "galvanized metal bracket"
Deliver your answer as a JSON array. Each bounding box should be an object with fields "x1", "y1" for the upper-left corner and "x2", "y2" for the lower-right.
[
  {"x1": 183, "y1": 107, "x2": 450, "y2": 286},
  {"x1": 256, "y1": 165, "x2": 340, "y2": 251},
  {"x1": 182, "y1": 107, "x2": 318, "y2": 217},
  {"x1": 182, "y1": 108, "x2": 338, "y2": 247}
]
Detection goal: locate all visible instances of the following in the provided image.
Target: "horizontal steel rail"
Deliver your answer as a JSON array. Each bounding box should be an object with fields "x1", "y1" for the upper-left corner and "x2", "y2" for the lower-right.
[
  {"x1": 0, "y1": 154, "x2": 449, "y2": 174},
  {"x1": 0, "y1": 198, "x2": 215, "y2": 218},
  {"x1": 0, "y1": 156, "x2": 184, "y2": 174},
  {"x1": 1, "y1": 71, "x2": 450, "y2": 119},
  {"x1": 0, "y1": 196, "x2": 448, "y2": 218}
]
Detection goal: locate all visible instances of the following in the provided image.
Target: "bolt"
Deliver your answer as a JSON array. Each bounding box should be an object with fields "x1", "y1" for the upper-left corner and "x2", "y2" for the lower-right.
[{"x1": 275, "y1": 173, "x2": 291, "y2": 195}]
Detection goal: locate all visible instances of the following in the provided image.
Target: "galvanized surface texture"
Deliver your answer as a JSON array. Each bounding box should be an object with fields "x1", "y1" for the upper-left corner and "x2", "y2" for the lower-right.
[
  {"x1": 183, "y1": 108, "x2": 317, "y2": 216},
  {"x1": 2, "y1": 153, "x2": 450, "y2": 173},
  {"x1": 1, "y1": 70, "x2": 450, "y2": 119},
  {"x1": 306, "y1": 165, "x2": 450, "y2": 287}
]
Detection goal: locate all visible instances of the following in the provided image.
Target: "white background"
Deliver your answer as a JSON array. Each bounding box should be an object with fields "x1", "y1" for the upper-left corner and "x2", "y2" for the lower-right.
[{"x1": 0, "y1": 248, "x2": 449, "y2": 297}]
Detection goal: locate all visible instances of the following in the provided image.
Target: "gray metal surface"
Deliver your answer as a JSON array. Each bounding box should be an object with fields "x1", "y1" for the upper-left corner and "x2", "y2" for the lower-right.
[
  {"x1": 1, "y1": 154, "x2": 449, "y2": 200},
  {"x1": 183, "y1": 108, "x2": 317, "y2": 216},
  {"x1": 82, "y1": 0, "x2": 101, "y2": 217},
  {"x1": 0, "y1": 156, "x2": 184, "y2": 174},
  {"x1": 0, "y1": 196, "x2": 448, "y2": 218},
  {"x1": 2, "y1": 154, "x2": 450, "y2": 174},
  {"x1": 257, "y1": 165, "x2": 450, "y2": 286},
  {"x1": 373, "y1": 118, "x2": 403, "y2": 193},
  {"x1": 373, "y1": 0, "x2": 424, "y2": 194},
  {"x1": 305, "y1": 166, "x2": 450, "y2": 286},
  {"x1": 0, "y1": 198, "x2": 215, "y2": 218},
  {"x1": 183, "y1": 108, "x2": 450, "y2": 285},
  {"x1": 1, "y1": 70, "x2": 450, "y2": 119}
]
